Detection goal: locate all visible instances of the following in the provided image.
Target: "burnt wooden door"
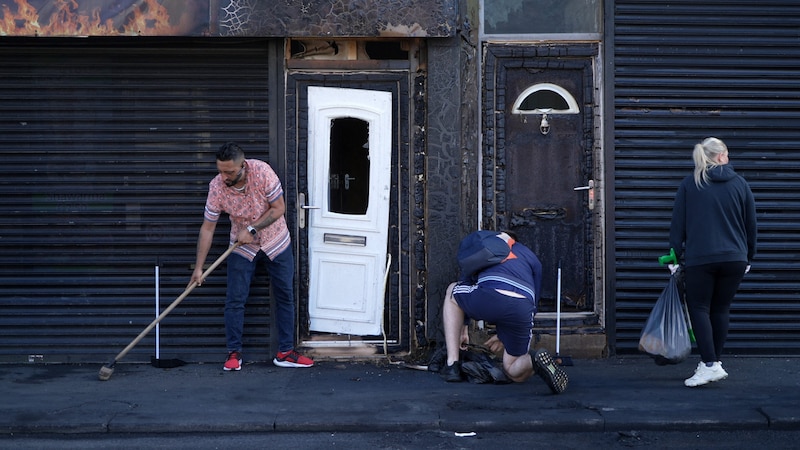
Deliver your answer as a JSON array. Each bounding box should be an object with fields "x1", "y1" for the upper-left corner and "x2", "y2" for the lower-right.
[{"x1": 484, "y1": 44, "x2": 597, "y2": 313}]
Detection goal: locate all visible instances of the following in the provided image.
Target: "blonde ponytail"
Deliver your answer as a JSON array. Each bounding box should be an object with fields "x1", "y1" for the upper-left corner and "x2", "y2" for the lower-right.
[{"x1": 693, "y1": 137, "x2": 728, "y2": 188}]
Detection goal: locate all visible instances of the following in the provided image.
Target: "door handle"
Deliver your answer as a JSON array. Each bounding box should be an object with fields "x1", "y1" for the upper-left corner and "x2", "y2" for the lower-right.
[
  {"x1": 298, "y1": 193, "x2": 320, "y2": 229},
  {"x1": 573, "y1": 179, "x2": 595, "y2": 210},
  {"x1": 344, "y1": 173, "x2": 355, "y2": 190}
]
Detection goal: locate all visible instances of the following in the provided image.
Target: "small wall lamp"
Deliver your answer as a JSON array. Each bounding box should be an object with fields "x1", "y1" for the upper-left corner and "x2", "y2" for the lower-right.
[
  {"x1": 537, "y1": 108, "x2": 552, "y2": 135},
  {"x1": 540, "y1": 114, "x2": 550, "y2": 135}
]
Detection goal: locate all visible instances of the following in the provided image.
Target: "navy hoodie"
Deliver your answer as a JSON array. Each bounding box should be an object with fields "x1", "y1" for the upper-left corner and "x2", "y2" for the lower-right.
[{"x1": 669, "y1": 164, "x2": 757, "y2": 267}]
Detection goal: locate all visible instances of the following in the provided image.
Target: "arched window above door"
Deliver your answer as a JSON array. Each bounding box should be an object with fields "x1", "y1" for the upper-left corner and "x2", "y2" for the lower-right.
[{"x1": 512, "y1": 83, "x2": 579, "y2": 115}]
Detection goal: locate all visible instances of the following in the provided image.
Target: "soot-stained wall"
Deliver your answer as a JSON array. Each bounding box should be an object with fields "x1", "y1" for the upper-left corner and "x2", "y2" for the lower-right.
[{"x1": 221, "y1": 0, "x2": 457, "y2": 37}]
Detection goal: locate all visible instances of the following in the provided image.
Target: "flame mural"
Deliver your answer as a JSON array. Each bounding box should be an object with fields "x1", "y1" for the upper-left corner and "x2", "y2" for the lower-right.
[
  {"x1": 0, "y1": 0, "x2": 211, "y2": 36},
  {"x1": 0, "y1": 1, "x2": 457, "y2": 39}
]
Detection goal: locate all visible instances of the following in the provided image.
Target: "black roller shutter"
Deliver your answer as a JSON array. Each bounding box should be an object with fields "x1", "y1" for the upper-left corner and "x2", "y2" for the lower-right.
[
  {"x1": 0, "y1": 38, "x2": 272, "y2": 363},
  {"x1": 614, "y1": 1, "x2": 800, "y2": 354}
]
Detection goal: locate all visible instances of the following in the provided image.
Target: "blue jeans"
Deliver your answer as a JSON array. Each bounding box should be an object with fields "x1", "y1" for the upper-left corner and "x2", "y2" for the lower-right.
[{"x1": 225, "y1": 248, "x2": 295, "y2": 353}]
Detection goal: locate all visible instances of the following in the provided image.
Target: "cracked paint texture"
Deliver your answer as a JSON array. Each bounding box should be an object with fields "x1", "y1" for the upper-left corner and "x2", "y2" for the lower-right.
[{"x1": 224, "y1": 0, "x2": 457, "y2": 37}]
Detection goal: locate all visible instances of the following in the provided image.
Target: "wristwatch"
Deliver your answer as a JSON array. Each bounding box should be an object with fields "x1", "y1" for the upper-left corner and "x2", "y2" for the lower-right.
[{"x1": 247, "y1": 225, "x2": 258, "y2": 236}]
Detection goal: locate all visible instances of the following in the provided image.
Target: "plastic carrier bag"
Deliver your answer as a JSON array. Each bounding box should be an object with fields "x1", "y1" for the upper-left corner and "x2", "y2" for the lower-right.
[{"x1": 638, "y1": 274, "x2": 692, "y2": 365}]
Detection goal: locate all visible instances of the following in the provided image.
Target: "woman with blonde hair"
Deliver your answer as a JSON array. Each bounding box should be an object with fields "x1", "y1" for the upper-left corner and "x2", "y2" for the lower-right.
[{"x1": 669, "y1": 137, "x2": 757, "y2": 387}]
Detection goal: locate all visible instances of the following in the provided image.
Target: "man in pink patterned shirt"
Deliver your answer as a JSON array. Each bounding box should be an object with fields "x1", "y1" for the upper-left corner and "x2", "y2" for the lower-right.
[{"x1": 190, "y1": 142, "x2": 313, "y2": 371}]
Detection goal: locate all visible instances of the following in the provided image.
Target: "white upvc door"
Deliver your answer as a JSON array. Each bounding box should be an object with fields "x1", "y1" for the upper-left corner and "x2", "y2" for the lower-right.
[{"x1": 306, "y1": 86, "x2": 392, "y2": 335}]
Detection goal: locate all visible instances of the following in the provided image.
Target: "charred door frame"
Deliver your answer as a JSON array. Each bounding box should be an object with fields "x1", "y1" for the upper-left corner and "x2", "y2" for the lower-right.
[{"x1": 482, "y1": 42, "x2": 602, "y2": 320}]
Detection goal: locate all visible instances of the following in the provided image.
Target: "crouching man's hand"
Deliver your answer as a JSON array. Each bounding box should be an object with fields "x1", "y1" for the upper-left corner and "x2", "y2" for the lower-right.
[
  {"x1": 459, "y1": 325, "x2": 470, "y2": 350},
  {"x1": 484, "y1": 335, "x2": 505, "y2": 353}
]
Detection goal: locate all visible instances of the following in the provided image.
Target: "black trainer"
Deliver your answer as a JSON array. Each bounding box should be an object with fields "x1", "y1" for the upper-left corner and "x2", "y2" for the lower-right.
[
  {"x1": 532, "y1": 349, "x2": 568, "y2": 394},
  {"x1": 440, "y1": 361, "x2": 464, "y2": 382}
]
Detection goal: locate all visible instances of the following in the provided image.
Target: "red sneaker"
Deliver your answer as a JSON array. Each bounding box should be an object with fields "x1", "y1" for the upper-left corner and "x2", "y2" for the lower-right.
[
  {"x1": 273, "y1": 349, "x2": 314, "y2": 368},
  {"x1": 223, "y1": 351, "x2": 242, "y2": 371}
]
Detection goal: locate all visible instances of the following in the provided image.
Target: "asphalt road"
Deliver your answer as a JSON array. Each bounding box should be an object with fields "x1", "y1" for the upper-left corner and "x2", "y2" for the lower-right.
[{"x1": 4, "y1": 430, "x2": 800, "y2": 449}]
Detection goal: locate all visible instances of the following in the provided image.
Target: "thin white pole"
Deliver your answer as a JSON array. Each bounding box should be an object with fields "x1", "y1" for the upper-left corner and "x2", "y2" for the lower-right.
[
  {"x1": 556, "y1": 263, "x2": 562, "y2": 355},
  {"x1": 155, "y1": 264, "x2": 160, "y2": 360}
]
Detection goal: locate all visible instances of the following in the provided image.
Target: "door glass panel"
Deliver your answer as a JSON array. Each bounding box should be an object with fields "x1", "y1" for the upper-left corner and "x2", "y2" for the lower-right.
[
  {"x1": 512, "y1": 83, "x2": 580, "y2": 114},
  {"x1": 329, "y1": 117, "x2": 369, "y2": 214},
  {"x1": 520, "y1": 90, "x2": 569, "y2": 111}
]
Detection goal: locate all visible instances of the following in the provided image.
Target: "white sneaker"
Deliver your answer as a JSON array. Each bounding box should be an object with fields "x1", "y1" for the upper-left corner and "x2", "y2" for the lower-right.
[
  {"x1": 684, "y1": 361, "x2": 728, "y2": 387},
  {"x1": 716, "y1": 361, "x2": 729, "y2": 378}
]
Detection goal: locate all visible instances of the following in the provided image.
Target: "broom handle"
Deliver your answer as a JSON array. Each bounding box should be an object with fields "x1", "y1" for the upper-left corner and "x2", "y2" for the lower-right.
[
  {"x1": 681, "y1": 286, "x2": 696, "y2": 343},
  {"x1": 111, "y1": 243, "x2": 239, "y2": 363}
]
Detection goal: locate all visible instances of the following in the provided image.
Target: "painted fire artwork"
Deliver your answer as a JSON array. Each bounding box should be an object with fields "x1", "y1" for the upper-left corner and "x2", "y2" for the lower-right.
[
  {"x1": 1, "y1": 1, "x2": 455, "y2": 38},
  {"x1": 0, "y1": 0, "x2": 212, "y2": 36}
]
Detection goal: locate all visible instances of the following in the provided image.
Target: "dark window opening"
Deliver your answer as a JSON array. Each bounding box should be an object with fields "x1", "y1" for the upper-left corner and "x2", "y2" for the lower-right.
[
  {"x1": 519, "y1": 90, "x2": 570, "y2": 111},
  {"x1": 364, "y1": 41, "x2": 408, "y2": 60},
  {"x1": 329, "y1": 117, "x2": 370, "y2": 215}
]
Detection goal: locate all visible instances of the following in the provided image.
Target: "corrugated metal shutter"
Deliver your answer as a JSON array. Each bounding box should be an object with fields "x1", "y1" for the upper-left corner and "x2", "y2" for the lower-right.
[
  {"x1": 0, "y1": 38, "x2": 272, "y2": 363},
  {"x1": 614, "y1": 1, "x2": 800, "y2": 354}
]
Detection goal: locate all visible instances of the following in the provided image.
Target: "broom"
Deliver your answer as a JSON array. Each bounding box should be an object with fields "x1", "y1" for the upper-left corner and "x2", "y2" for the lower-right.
[{"x1": 98, "y1": 244, "x2": 238, "y2": 381}]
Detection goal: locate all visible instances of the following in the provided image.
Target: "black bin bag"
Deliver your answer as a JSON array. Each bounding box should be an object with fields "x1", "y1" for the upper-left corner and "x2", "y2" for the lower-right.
[{"x1": 638, "y1": 274, "x2": 692, "y2": 365}]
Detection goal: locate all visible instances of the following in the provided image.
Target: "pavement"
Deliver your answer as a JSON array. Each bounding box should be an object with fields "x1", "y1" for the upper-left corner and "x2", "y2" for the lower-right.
[{"x1": 1, "y1": 354, "x2": 799, "y2": 436}]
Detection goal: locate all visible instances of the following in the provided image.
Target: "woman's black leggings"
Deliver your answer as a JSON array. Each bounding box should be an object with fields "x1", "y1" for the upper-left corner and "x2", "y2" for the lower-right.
[{"x1": 684, "y1": 261, "x2": 748, "y2": 363}]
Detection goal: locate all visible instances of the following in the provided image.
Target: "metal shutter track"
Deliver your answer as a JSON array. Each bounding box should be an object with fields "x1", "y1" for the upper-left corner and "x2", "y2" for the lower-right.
[
  {"x1": 0, "y1": 38, "x2": 271, "y2": 363},
  {"x1": 614, "y1": 1, "x2": 800, "y2": 354}
]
